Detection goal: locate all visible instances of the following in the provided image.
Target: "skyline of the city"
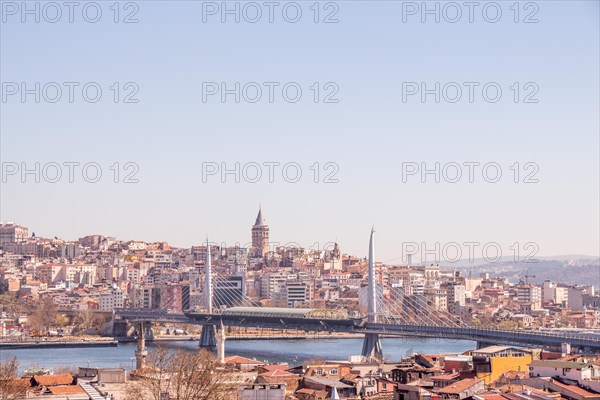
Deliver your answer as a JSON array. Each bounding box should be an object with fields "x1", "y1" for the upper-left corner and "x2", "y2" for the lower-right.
[{"x1": 2, "y1": 208, "x2": 599, "y2": 264}]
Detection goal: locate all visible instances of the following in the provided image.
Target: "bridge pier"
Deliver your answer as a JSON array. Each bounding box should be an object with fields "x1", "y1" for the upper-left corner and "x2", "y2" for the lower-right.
[
  {"x1": 217, "y1": 321, "x2": 225, "y2": 363},
  {"x1": 361, "y1": 333, "x2": 383, "y2": 362},
  {"x1": 112, "y1": 320, "x2": 129, "y2": 338},
  {"x1": 476, "y1": 340, "x2": 496, "y2": 350},
  {"x1": 135, "y1": 322, "x2": 147, "y2": 371},
  {"x1": 199, "y1": 324, "x2": 217, "y2": 349}
]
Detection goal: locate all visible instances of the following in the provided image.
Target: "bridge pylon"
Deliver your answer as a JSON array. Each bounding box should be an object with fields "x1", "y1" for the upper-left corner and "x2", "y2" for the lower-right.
[
  {"x1": 199, "y1": 238, "x2": 217, "y2": 349},
  {"x1": 361, "y1": 228, "x2": 383, "y2": 362}
]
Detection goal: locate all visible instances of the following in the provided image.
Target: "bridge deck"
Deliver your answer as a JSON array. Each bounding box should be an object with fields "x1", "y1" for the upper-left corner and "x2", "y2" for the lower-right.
[{"x1": 114, "y1": 309, "x2": 600, "y2": 351}]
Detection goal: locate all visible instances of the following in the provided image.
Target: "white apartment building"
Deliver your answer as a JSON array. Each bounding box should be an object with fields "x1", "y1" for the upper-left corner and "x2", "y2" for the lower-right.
[
  {"x1": 35, "y1": 264, "x2": 64, "y2": 284},
  {"x1": 99, "y1": 288, "x2": 126, "y2": 310},
  {"x1": 425, "y1": 287, "x2": 447, "y2": 311},
  {"x1": 64, "y1": 264, "x2": 97, "y2": 284},
  {"x1": 284, "y1": 280, "x2": 311, "y2": 307},
  {"x1": 529, "y1": 360, "x2": 599, "y2": 383},
  {"x1": 517, "y1": 285, "x2": 542, "y2": 310},
  {"x1": 446, "y1": 283, "x2": 466, "y2": 315},
  {"x1": 127, "y1": 241, "x2": 147, "y2": 251},
  {"x1": 0, "y1": 223, "x2": 29, "y2": 246},
  {"x1": 542, "y1": 280, "x2": 569, "y2": 305},
  {"x1": 260, "y1": 272, "x2": 289, "y2": 298},
  {"x1": 127, "y1": 267, "x2": 143, "y2": 284},
  {"x1": 567, "y1": 285, "x2": 596, "y2": 311}
]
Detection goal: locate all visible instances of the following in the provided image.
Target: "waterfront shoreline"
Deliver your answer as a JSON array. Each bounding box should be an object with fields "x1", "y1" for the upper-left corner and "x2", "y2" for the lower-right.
[{"x1": 0, "y1": 339, "x2": 118, "y2": 350}]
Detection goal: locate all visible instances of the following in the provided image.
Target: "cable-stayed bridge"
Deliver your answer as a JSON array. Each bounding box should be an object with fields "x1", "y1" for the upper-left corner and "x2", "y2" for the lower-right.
[{"x1": 114, "y1": 234, "x2": 600, "y2": 366}]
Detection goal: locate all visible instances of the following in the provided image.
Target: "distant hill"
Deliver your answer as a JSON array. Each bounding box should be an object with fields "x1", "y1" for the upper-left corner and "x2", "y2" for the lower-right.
[{"x1": 440, "y1": 257, "x2": 600, "y2": 286}]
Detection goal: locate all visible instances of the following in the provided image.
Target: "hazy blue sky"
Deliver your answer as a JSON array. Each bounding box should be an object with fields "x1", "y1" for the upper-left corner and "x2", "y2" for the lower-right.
[{"x1": 1, "y1": 1, "x2": 599, "y2": 263}]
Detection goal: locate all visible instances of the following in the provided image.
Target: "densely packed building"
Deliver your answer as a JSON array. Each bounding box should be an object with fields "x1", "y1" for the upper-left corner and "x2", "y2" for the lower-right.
[{"x1": 1, "y1": 213, "x2": 600, "y2": 330}]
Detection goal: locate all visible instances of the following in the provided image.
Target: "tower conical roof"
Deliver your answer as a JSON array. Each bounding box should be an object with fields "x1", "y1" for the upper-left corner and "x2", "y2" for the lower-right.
[{"x1": 255, "y1": 207, "x2": 265, "y2": 226}]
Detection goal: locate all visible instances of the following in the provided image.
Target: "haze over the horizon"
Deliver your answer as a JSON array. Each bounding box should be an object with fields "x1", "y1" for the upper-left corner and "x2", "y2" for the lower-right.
[{"x1": 1, "y1": 1, "x2": 599, "y2": 262}]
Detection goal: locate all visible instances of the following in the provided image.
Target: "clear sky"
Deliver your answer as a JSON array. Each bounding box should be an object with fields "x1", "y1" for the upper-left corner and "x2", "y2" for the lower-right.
[{"x1": 1, "y1": 0, "x2": 599, "y2": 263}]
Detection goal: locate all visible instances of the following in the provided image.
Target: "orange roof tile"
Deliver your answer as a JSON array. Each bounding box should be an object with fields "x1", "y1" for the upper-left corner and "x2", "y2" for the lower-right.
[
  {"x1": 436, "y1": 378, "x2": 480, "y2": 394},
  {"x1": 551, "y1": 379, "x2": 599, "y2": 397},
  {"x1": 48, "y1": 385, "x2": 85, "y2": 394},
  {"x1": 224, "y1": 355, "x2": 263, "y2": 365},
  {"x1": 433, "y1": 373, "x2": 460, "y2": 381},
  {"x1": 33, "y1": 374, "x2": 74, "y2": 386},
  {"x1": 478, "y1": 394, "x2": 506, "y2": 400},
  {"x1": 260, "y1": 369, "x2": 296, "y2": 378}
]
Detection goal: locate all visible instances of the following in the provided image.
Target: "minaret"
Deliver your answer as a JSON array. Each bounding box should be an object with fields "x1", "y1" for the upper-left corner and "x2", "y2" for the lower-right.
[
  {"x1": 251, "y1": 206, "x2": 269, "y2": 257},
  {"x1": 368, "y1": 227, "x2": 376, "y2": 323},
  {"x1": 205, "y1": 238, "x2": 213, "y2": 314}
]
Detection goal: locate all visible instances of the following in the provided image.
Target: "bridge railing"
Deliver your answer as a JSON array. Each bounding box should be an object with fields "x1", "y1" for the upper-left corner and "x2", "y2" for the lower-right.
[{"x1": 365, "y1": 322, "x2": 600, "y2": 343}]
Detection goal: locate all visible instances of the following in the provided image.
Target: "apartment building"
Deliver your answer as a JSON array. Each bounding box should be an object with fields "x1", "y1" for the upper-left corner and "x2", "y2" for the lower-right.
[
  {"x1": 99, "y1": 288, "x2": 126, "y2": 310},
  {"x1": 0, "y1": 223, "x2": 29, "y2": 247},
  {"x1": 517, "y1": 285, "x2": 542, "y2": 310}
]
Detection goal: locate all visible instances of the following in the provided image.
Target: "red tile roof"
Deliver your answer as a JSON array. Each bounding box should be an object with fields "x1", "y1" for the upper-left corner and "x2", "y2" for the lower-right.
[
  {"x1": 33, "y1": 374, "x2": 74, "y2": 386},
  {"x1": 551, "y1": 379, "x2": 599, "y2": 397},
  {"x1": 224, "y1": 355, "x2": 263, "y2": 365},
  {"x1": 260, "y1": 369, "x2": 296, "y2": 378},
  {"x1": 48, "y1": 385, "x2": 85, "y2": 394},
  {"x1": 477, "y1": 394, "x2": 506, "y2": 400},
  {"x1": 436, "y1": 378, "x2": 480, "y2": 394},
  {"x1": 432, "y1": 373, "x2": 460, "y2": 381}
]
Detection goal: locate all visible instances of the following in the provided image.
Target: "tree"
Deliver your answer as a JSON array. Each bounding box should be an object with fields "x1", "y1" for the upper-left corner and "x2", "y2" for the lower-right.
[
  {"x1": 498, "y1": 320, "x2": 518, "y2": 330},
  {"x1": 126, "y1": 348, "x2": 236, "y2": 400},
  {"x1": 55, "y1": 314, "x2": 70, "y2": 328},
  {"x1": 72, "y1": 310, "x2": 108, "y2": 334},
  {"x1": 0, "y1": 358, "x2": 28, "y2": 400},
  {"x1": 26, "y1": 298, "x2": 57, "y2": 334}
]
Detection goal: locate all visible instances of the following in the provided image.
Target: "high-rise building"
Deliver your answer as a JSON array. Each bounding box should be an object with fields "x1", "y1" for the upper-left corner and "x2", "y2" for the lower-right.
[{"x1": 251, "y1": 207, "x2": 269, "y2": 258}]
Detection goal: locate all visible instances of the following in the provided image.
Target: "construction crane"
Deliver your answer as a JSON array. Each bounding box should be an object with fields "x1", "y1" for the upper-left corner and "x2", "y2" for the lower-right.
[{"x1": 520, "y1": 271, "x2": 536, "y2": 285}]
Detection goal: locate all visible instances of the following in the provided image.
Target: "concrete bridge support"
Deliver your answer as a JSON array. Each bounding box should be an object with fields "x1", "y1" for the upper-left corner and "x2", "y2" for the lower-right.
[
  {"x1": 199, "y1": 324, "x2": 217, "y2": 348},
  {"x1": 361, "y1": 332, "x2": 383, "y2": 362},
  {"x1": 135, "y1": 322, "x2": 148, "y2": 371},
  {"x1": 476, "y1": 340, "x2": 496, "y2": 349},
  {"x1": 112, "y1": 320, "x2": 129, "y2": 337},
  {"x1": 217, "y1": 321, "x2": 226, "y2": 363}
]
